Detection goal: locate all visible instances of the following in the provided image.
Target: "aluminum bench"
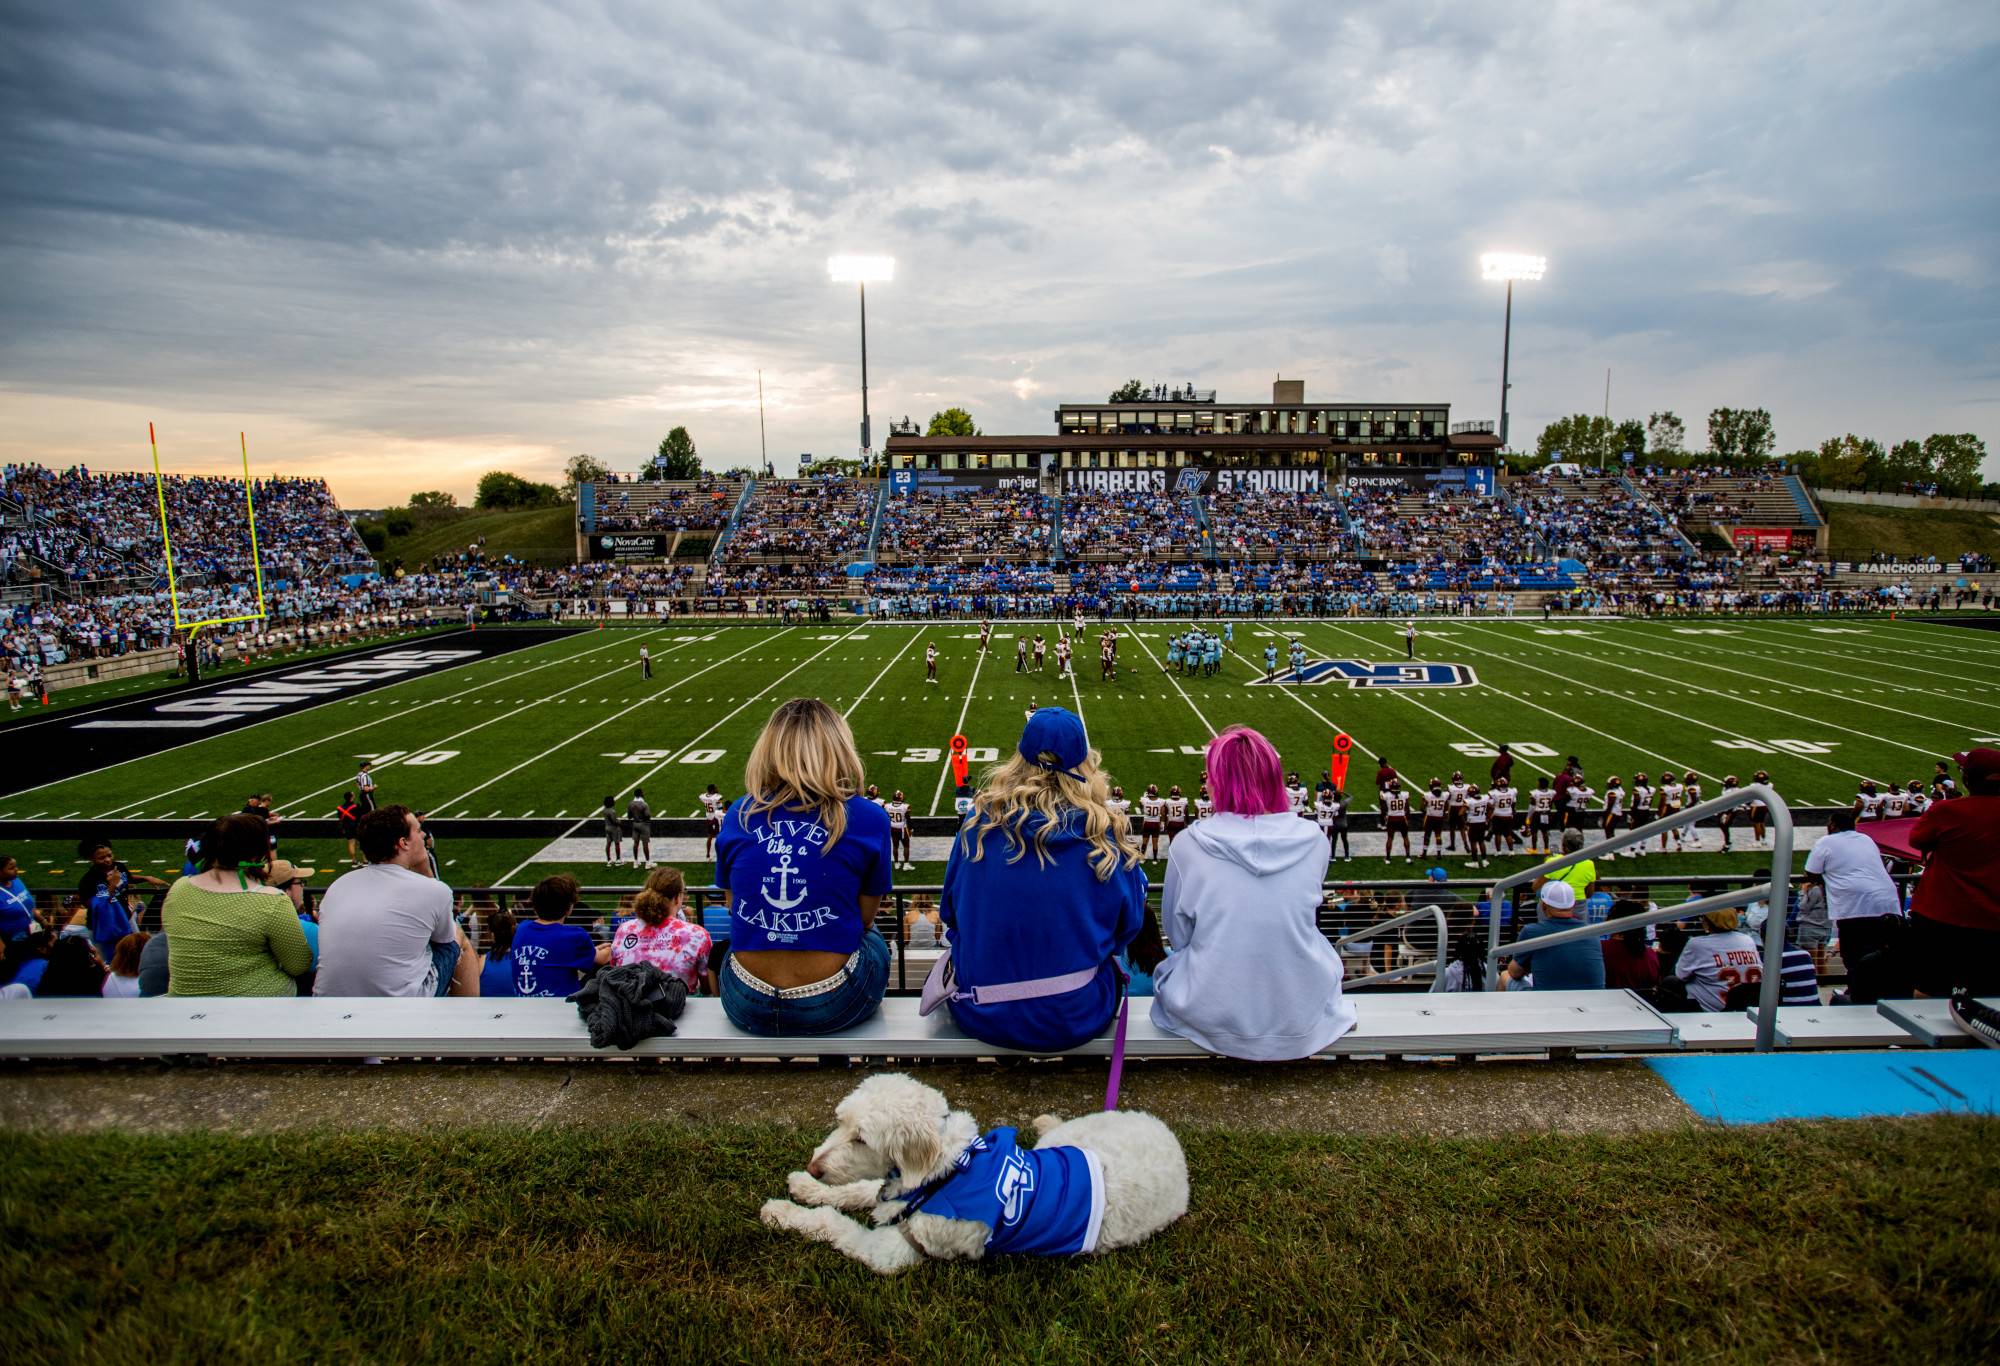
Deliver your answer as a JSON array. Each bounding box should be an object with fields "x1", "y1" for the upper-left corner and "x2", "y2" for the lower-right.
[
  {"x1": 0, "y1": 990, "x2": 1677, "y2": 1061},
  {"x1": 1876, "y1": 997, "x2": 1999, "y2": 1049}
]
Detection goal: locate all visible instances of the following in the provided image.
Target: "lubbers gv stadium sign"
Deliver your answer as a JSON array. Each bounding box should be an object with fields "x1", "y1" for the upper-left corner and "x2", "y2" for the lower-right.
[{"x1": 1063, "y1": 467, "x2": 1323, "y2": 495}]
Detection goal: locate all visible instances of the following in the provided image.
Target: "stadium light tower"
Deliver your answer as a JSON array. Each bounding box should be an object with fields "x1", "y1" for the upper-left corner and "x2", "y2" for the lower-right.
[
  {"x1": 1480, "y1": 252, "x2": 1546, "y2": 451},
  {"x1": 827, "y1": 254, "x2": 895, "y2": 463}
]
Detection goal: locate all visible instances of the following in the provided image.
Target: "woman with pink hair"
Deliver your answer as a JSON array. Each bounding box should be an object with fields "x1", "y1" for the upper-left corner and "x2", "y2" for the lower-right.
[{"x1": 1149, "y1": 726, "x2": 1357, "y2": 1059}]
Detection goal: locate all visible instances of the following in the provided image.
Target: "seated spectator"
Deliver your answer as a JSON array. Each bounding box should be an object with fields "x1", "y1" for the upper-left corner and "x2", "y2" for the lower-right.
[
  {"x1": 1440, "y1": 929, "x2": 1487, "y2": 992},
  {"x1": 161, "y1": 814, "x2": 311, "y2": 997},
  {"x1": 1505, "y1": 882, "x2": 1606, "y2": 991},
  {"x1": 478, "y1": 907, "x2": 518, "y2": 998},
  {"x1": 1150, "y1": 726, "x2": 1354, "y2": 1059},
  {"x1": 1600, "y1": 919, "x2": 1660, "y2": 995},
  {"x1": 1906, "y1": 746, "x2": 2000, "y2": 998},
  {"x1": 904, "y1": 896, "x2": 943, "y2": 948},
  {"x1": 511, "y1": 875, "x2": 608, "y2": 998},
  {"x1": 138, "y1": 926, "x2": 171, "y2": 997},
  {"x1": 1667, "y1": 909, "x2": 1762, "y2": 1012},
  {"x1": 103, "y1": 931, "x2": 148, "y2": 998},
  {"x1": 1537, "y1": 829, "x2": 1597, "y2": 903},
  {"x1": 0, "y1": 854, "x2": 39, "y2": 940},
  {"x1": 2, "y1": 929, "x2": 52, "y2": 995},
  {"x1": 610, "y1": 867, "x2": 714, "y2": 995},
  {"x1": 37, "y1": 935, "x2": 108, "y2": 997},
  {"x1": 939, "y1": 706, "x2": 1150, "y2": 1053},
  {"x1": 1779, "y1": 932, "x2": 1822, "y2": 1006},
  {"x1": 315, "y1": 806, "x2": 476, "y2": 998},
  {"x1": 716, "y1": 698, "x2": 893, "y2": 1036}
]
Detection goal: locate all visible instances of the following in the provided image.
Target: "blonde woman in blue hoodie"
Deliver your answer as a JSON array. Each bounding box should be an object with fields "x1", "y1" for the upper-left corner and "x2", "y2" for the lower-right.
[{"x1": 1150, "y1": 726, "x2": 1357, "y2": 1060}]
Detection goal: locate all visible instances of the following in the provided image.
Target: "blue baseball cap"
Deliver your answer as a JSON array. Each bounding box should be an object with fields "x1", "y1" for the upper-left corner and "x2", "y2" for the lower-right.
[
  {"x1": 1426, "y1": 866, "x2": 1449, "y2": 882},
  {"x1": 1019, "y1": 706, "x2": 1090, "y2": 782}
]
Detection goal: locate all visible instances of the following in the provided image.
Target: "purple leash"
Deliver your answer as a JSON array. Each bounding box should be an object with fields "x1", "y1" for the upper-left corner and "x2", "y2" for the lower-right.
[{"x1": 1104, "y1": 994, "x2": 1130, "y2": 1110}]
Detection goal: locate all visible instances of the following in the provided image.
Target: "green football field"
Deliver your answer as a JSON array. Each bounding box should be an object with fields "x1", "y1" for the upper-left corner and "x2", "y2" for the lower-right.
[{"x1": 5, "y1": 615, "x2": 1996, "y2": 891}]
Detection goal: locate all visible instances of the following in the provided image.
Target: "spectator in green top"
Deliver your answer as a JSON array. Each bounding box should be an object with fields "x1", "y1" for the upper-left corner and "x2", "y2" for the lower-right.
[
  {"x1": 1537, "y1": 829, "x2": 1598, "y2": 904},
  {"x1": 160, "y1": 813, "x2": 311, "y2": 997}
]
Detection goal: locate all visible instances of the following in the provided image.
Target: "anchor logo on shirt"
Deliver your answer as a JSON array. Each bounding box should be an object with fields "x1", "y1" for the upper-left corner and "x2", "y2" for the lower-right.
[{"x1": 763, "y1": 852, "x2": 808, "y2": 911}]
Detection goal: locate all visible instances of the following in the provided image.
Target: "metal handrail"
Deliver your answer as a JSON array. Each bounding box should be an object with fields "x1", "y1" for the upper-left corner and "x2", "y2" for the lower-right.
[
  {"x1": 1484, "y1": 782, "x2": 1793, "y2": 1052},
  {"x1": 1335, "y1": 902, "x2": 1451, "y2": 993}
]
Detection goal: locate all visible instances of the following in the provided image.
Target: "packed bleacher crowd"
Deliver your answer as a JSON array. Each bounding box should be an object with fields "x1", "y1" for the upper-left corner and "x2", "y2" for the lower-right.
[
  {"x1": 1513, "y1": 472, "x2": 1684, "y2": 559},
  {"x1": 590, "y1": 477, "x2": 740, "y2": 532},
  {"x1": 721, "y1": 475, "x2": 873, "y2": 561},
  {"x1": 1060, "y1": 490, "x2": 1202, "y2": 560},
  {"x1": 1, "y1": 464, "x2": 372, "y2": 588},
  {"x1": 1204, "y1": 490, "x2": 1346, "y2": 561},
  {"x1": 1343, "y1": 486, "x2": 1545, "y2": 563},
  {"x1": 875, "y1": 488, "x2": 1050, "y2": 561}
]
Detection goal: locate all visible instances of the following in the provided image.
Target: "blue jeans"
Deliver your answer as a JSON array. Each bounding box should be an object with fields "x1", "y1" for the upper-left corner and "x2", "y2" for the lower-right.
[
  {"x1": 429, "y1": 939, "x2": 462, "y2": 998},
  {"x1": 719, "y1": 931, "x2": 889, "y2": 1036}
]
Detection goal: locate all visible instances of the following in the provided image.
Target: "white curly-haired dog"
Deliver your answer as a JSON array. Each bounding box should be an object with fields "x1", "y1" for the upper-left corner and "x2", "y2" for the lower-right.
[{"x1": 760, "y1": 1072, "x2": 1188, "y2": 1274}]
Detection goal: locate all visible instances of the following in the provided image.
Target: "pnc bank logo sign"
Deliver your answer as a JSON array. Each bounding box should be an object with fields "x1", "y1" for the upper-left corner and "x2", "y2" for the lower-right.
[{"x1": 1251, "y1": 658, "x2": 1478, "y2": 689}]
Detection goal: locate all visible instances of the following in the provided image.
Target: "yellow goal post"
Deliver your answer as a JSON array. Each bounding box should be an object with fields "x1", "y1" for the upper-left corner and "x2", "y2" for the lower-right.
[{"x1": 149, "y1": 423, "x2": 269, "y2": 633}]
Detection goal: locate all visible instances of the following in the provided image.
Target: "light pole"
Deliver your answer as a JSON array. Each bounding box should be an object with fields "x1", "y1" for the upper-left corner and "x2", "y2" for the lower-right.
[
  {"x1": 1480, "y1": 252, "x2": 1545, "y2": 451},
  {"x1": 827, "y1": 254, "x2": 895, "y2": 466}
]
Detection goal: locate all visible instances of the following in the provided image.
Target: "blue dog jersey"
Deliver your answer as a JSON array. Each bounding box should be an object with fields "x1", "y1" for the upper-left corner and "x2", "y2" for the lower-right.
[{"x1": 909, "y1": 1127, "x2": 1105, "y2": 1256}]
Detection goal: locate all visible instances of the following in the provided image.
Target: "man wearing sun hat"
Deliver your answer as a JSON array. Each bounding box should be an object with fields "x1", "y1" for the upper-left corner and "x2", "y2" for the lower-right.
[
  {"x1": 1504, "y1": 880, "x2": 1606, "y2": 991},
  {"x1": 1906, "y1": 747, "x2": 2000, "y2": 997}
]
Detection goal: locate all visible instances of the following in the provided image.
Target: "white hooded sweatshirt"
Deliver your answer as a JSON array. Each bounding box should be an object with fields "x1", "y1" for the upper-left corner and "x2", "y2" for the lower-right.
[{"x1": 1149, "y1": 811, "x2": 1357, "y2": 1060}]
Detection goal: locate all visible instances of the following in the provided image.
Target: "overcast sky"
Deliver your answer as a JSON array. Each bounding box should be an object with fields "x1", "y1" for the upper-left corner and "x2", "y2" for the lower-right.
[{"x1": 2, "y1": 0, "x2": 1995, "y2": 505}]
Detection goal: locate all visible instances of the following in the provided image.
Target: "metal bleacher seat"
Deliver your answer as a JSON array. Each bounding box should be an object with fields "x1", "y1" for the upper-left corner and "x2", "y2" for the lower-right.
[
  {"x1": 1746, "y1": 1004, "x2": 1927, "y2": 1049},
  {"x1": 1875, "y1": 998, "x2": 1996, "y2": 1048},
  {"x1": 0, "y1": 990, "x2": 1678, "y2": 1062}
]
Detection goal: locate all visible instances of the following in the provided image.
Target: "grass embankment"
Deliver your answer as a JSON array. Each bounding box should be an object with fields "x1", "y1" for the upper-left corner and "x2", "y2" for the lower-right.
[
  {"x1": 1824, "y1": 503, "x2": 2000, "y2": 560},
  {"x1": 366, "y1": 504, "x2": 579, "y2": 569},
  {"x1": 2, "y1": 1119, "x2": 1993, "y2": 1360}
]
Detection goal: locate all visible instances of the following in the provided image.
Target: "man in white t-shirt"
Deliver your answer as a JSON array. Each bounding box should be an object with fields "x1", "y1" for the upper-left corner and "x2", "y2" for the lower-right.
[
  {"x1": 314, "y1": 805, "x2": 472, "y2": 998},
  {"x1": 1803, "y1": 809, "x2": 1904, "y2": 1003}
]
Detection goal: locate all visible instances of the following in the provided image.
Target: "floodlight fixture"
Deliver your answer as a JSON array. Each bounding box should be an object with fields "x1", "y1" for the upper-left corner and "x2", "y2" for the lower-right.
[
  {"x1": 1481, "y1": 252, "x2": 1546, "y2": 448},
  {"x1": 827, "y1": 254, "x2": 896, "y2": 284},
  {"x1": 1480, "y1": 252, "x2": 1546, "y2": 282}
]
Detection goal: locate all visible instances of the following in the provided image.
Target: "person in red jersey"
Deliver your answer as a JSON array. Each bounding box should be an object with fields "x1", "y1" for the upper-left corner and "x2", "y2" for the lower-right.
[{"x1": 1907, "y1": 748, "x2": 2000, "y2": 998}]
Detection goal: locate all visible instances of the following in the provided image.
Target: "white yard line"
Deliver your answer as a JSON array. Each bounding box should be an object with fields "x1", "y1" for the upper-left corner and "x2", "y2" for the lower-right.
[
  {"x1": 269, "y1": 628, "x2": 705, "y2": 816},
  {"x1": 72, "y1": 626, "x2": 671, "y2": 817},
  {"x1": 1125, "y1": 630, "x2": 1215, "y2": 735},
  {"x1": 446, "y1": 628, "x2": 801, "y2": 818},
  {"x1": 1448, "y1": 620, "x2": 1880, "y2": 784},
  {"x1": 1458, "y1": 620, "x2": 1962, "y2": 763},
  {"x1": 1715, "y1": 620, "x2": 2000, "y2": 696},
  {"x1": 1587, "y1": 619, "x2": 2000, "y2": 723},
  {"x1": 1316, "y1": 622, "x2": 1706, "y2": 778},
  {"x1": 843, "y1": 627, "x2": 921, "y2": 718},
  {"x1": 927, "y1": 634, "x2": 991, "y2": 815},
  {"x1": 1884, "y1": 616, "x2": 2000, "y2": 653},
  {"x1": 496, "y1": 625, "x2": 866, "y2": 883},
  {"x1": 1306, "y1": 622, "x2": 1562, "y2": 782},
  {"x1": 1218, "y1": 639, "x2": 1393, "y2": 775}
]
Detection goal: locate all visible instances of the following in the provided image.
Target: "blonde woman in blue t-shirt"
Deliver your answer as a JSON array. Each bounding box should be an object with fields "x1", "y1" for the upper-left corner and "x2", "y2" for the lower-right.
[{"x1": 715, "y1": 698, "x2": 894, "y2": 1036}]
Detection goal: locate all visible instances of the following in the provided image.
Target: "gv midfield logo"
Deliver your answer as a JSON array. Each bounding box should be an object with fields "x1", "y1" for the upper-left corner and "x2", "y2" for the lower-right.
[{"x1": 1252, "y1": 659, "x2": 1479, "y2": 689}]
